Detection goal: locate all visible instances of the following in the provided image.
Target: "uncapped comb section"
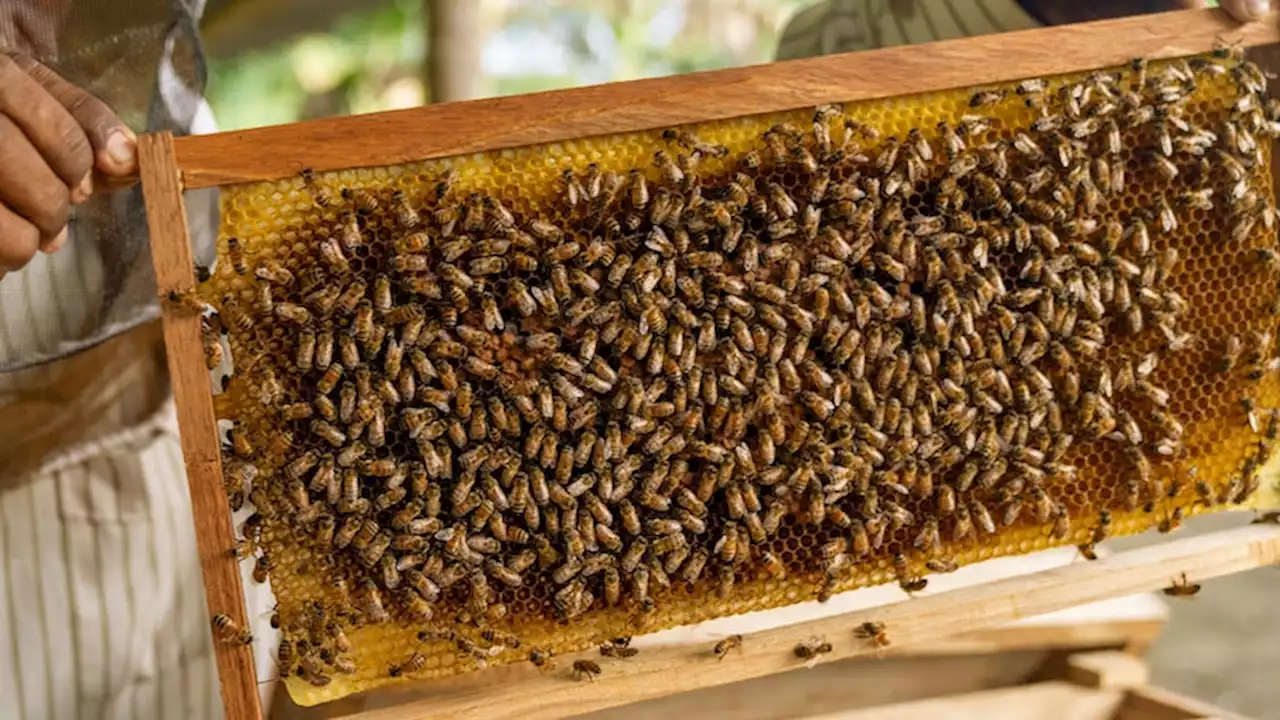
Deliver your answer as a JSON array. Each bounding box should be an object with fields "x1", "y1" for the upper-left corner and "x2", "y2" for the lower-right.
[{"x1": 185, "y1": 49, "x2": 1280, "y2": 705}]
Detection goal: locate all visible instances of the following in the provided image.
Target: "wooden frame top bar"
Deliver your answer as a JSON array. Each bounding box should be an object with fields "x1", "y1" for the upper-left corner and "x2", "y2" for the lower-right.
[{"x1": 174, "y1": 9, "x2": 1280, "y2": 190}]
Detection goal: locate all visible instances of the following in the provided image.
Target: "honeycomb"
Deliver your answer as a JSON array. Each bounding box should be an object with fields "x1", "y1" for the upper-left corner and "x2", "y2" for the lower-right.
[{"x1": 192, "y1": 53, "x2": 1280, "y2": 705}]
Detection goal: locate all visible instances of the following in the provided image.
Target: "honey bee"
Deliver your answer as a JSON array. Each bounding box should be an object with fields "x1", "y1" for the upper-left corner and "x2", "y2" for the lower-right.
[
  {"x1": 1012, "y1": 132, "x2": 1042, "y2": 160},
  {"x1": 855, "y1": 621, "x2": 890, "y2": 648},
  {"x1": 299, "y1": 669, "x2": 331, "y2": 687},
  {"x1": 273, "y1": 301, "x2": 312, "y2": 326},
  {"x1": 925, "y1": 123, "x2": 961, "y2": 164},
  {"x1": 970, "y1": 501, "x2": 996, "y2": 537},
  {"x1": 1144, "y1": 151, "x2": 1180, "y2": 183},
  {"x1": 924, "y1": 558, "x2": 958, "y2": 574},
  {"x1": 225, "y1": 237, "x2": 247, "y2": 275},
  {"x1": 1128, "y1": 56, "x2": 1148, "y2": 90},
  {"x1": 276, "y1": 638, "x2": 298, "y2": 674},
  {"x1": 1255, "y1": 248, "x2": 1280, "y2": 273},
  {"x1": 892, "y1": 552, "x2": 928, "y2": 594},
  {"x1": 1162, "y1": 572, "x2": 1201, "y2": 598},
  {"x1": 200, "y1": 317, "x2": 224, "y2": 370},
  {"x1": 164, "y1": 288, "x2": 206, "y2": 315},
  {"x1": 211, "y1": 613, "x2": 252, "y2": 645},
  {"x1": 1078, "y1": 510, "x2": 1112, "y2": 560},
  {"x1": 599, "y1": 639, "x2": 639, "y2": 659},
  {"x1": 794, "y1": 636, "x2": 833, "y2": 666},
  {"x1": 252, "y1": 552, "x2": 272, "y2": 583},
  {"x1": 1252, "y1": 511, "x2": 1280, "y2": 525},
  {"x1": 662, "y1": 127, "x2": 727, "y2": 157},
  {"x1": 757, "y1": 550, "x2": 786, "y2": 580},
  {"x1": 1219, "y1": 335, "x2": 1243, "y2": 373},
  {"x1": 395, "y1": 229, "x2": 433, "y2": 256},
  {"x1": 1177, "y1": 188, "x2": 1214, "y2": 211},
  {"x1": 970, "y1": 89, "x2": 1007, "y2": 108},
  {"x1": 1013, "y1": 77, "x2": 1046, "y2": 98},
  {"x1": 703, "y1": 633, "x2": 744, "y2": 663},
  {"x1": 623, "y1": 169, "x2": 651, "y2": 210},
  {"x1": 1154, "y1": 194, "x2": 1178, "y2": 233},
  {"x1": 386, "y1": 189, "x2": 420, "y2": 227},
  {"x1": 356, "y1": 578, "x2": 389, "y2": 623},
  {"x1": 912, "y1": 518, "x2": 941, "y2": 554},
  {"x1": 1158, "y1": 507, "x2": 1184, "y2": 534},
  {"x1": 318, "y1": 236, "x2": 350, "y2": 274},
  {"x1": 1212, "y1": 35, "x2": 1245, "y2": 62},
  {"x1": 300, "y1": 168, "x2": 334, "y2": 207},
  {"x1": 652, "y1": 150, "x2": 684, "y2": 186},
  {"x1": 1050, "y1": 506, "x2": 1071, "y2": 541},
  {"x1": 389, "y1": 652, "x2": 427, "y2": 677},
  {"x1": 338, "y1": 211, "x2": 363, "y2": 250},
  {"x1": 481, "y1": 629, "x2": 522, "y2": 651},
  {"x1": 528, "y1": 647, "x2": 557, "y2": 673},
  {"x1": 328, "y1": 655, "x2": 356, "y2": 675},
  {"x1": 572, "y1": 659, "x2": 602, "y2": 681},
  {"x1": 340, "y1": 187, "x2": 378, "y2": 215}
]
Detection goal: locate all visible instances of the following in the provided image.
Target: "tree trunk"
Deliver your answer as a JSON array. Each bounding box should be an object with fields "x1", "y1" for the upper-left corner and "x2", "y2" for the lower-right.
[{"x1": 426, "y1": 0, "x2": 483, "y2": 103}]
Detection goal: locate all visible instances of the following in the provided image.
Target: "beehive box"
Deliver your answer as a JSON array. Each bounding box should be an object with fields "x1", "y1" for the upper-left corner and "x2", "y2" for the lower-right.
[{"x1": 141, "y1": 9, "x2": 1280, "y2": 716}]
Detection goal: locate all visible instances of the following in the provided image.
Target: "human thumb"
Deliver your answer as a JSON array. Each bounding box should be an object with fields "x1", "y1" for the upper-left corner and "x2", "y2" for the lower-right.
[{"x1": 8, "y1": 54, "x2": 137, "y2": 180}]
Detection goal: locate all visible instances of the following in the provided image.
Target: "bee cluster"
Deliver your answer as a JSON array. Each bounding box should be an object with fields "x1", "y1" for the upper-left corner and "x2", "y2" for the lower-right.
[{"x1": 195, "y1": 47, "x2": 1280, "y2": 694}]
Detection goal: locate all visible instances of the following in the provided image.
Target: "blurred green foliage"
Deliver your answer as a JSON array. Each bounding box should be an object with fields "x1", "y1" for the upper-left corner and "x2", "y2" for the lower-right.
[
  {"x1": 205, "y1": 0, "x2": 809, "y2": 131},
  {"x1": 207, "y1": 0, "x2": 424, "y2": 130}
]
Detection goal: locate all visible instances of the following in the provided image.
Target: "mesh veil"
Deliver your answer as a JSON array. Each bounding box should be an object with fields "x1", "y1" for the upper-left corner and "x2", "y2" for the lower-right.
[{"x1": 0, "y1": 0, "x2": 213, "y2": 374}]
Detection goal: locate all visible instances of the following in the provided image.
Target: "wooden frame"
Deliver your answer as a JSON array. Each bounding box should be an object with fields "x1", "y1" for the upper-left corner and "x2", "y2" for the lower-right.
[
  {"x1": 821, "y1": 650, "x2": 1248, "y2": 720},
  {"x1": 140, "y1": 9, "x2": 1280, "y2": 720}
]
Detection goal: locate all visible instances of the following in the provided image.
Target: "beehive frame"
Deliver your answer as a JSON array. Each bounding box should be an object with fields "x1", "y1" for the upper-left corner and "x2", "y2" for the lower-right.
[{"x1": 141, "y1": 9, "x2": 1280, "y2": 720}]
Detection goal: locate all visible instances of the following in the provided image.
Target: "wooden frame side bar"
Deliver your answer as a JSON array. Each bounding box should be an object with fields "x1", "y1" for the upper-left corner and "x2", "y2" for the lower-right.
[
  {"x1": 139, "y1": 132, "x2": 263, "y2": 720},
  {"x1": 338, "y1": 523, "x2": 1280, "y2": 720},
  {"x1": 173, "y1": 8, "x2": 1280, "y2": 189}
]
